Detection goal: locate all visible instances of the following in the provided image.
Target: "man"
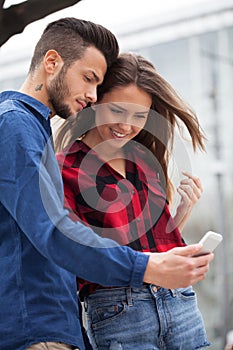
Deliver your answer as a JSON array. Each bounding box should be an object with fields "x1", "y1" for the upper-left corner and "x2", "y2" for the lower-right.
[{"x1": 0, "y1": 17, "x2": 213, "y2": 350}]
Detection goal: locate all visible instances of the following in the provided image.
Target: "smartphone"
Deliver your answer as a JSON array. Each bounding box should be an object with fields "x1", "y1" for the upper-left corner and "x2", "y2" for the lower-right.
[{"x1": 193, "y1": 231, "x2": 223, "y2": 256}]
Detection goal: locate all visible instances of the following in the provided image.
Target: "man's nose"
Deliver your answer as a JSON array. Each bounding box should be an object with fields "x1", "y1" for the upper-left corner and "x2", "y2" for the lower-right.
[{"x1": 85, "y1": 86, "x2": 97, "y2": 103}]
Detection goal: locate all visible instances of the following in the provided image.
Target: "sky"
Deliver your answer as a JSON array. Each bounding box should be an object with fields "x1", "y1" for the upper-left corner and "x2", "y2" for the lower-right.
[
  {"x1": 1, "y1": 0, "x2": 206, "y2": 54},
  {"x1": 4, "y1": 0, "x2": 202, "y2": 26}
]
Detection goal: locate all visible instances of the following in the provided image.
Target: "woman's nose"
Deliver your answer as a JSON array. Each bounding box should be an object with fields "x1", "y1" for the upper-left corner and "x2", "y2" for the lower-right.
[{"x1": 117, "y1": 122, "x2": 132, "y2": 132}]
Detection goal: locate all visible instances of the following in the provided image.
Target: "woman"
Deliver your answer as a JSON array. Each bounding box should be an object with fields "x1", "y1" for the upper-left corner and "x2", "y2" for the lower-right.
[{"x1": 55, "y1": 53, "x2": 209, "y2": 350}]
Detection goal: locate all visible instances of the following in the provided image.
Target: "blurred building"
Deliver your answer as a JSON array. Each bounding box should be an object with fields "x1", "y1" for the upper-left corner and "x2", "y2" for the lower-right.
[{"x1": 0, "y1": 0, "x2": 232, "y2": 348}]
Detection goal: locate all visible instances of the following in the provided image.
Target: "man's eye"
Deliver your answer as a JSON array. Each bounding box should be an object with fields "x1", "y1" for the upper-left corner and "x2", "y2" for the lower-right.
[{"x1": 85, "y1": 76, "x2": 92, "y2": 82}]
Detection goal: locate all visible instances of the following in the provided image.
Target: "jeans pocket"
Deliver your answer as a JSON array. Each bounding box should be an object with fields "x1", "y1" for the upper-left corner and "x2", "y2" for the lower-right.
[
  {"x1": 89, "y1": 301, "x2": 127, "y2": 328},
  {"x1": 177, "y1": 286, "x2": 196, "y2": 301}
]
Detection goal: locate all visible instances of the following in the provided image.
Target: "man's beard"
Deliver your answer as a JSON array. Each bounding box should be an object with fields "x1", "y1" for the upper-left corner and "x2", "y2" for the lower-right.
[{"x1": 47, "y1": 69, "x2": 73, "y2": 120}]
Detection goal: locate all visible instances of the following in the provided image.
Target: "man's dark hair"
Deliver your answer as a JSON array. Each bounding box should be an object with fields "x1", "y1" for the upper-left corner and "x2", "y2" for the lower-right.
[{"x1": 29, "y1": 17, "x2": 119, "y2": 72}]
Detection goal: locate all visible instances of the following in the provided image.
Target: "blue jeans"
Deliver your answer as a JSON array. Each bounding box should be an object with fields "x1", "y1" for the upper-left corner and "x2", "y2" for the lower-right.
[{"x1": 84, "y1": 285, "x2": 210, "y2": 350}]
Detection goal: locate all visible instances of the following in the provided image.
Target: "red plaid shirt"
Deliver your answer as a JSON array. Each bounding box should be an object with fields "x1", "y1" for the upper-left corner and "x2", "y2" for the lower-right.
[{"x1": 57, "y1": 140, "x2": 185, "y2": 299}]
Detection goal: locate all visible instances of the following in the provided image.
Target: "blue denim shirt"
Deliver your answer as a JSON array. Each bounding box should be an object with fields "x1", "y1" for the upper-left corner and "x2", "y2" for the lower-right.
[{"x1": 0, "y1": 91, "x2": 148, "y2": 350}]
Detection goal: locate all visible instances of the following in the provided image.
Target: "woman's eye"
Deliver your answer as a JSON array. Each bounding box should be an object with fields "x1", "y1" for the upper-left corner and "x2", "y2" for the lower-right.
[
  {"x1": 135, "y1": 114, "x2": 146, "y2": 119},
  {"x1": 110, "y1": 107, "x2": 123, "y2": 114}
]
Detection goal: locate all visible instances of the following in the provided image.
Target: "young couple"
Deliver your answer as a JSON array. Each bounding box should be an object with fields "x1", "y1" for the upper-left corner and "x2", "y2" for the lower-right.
[{"x1": 0, "y1": 17, "x2": 213, "y2": 350}]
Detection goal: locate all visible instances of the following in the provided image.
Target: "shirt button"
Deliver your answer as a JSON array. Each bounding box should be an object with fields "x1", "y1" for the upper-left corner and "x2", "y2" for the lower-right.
[
  {"x1": 142, "y1": 245, "x2": 148, "y2": 249},
  {"x1": 131, "y1": 190, "x2": 135, "y2": 195},
  {"x1": 136, "y1": 217, "x2": 141, "y2": 222}
]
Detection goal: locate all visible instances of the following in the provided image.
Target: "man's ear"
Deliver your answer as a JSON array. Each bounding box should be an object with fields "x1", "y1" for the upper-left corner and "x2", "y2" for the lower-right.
[{"x1": 43, "y1": 50, "x2": 63, "y2": 74}]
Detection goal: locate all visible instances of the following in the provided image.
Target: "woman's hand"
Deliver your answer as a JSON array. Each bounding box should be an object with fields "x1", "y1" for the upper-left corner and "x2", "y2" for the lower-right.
[{"x1": 173, "y1": 171, "x2": 203, "y2": 231}]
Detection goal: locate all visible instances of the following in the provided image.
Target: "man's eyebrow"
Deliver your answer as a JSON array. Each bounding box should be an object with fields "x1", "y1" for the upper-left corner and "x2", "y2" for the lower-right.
[{"x1": 90, "y1": 71, "x2": 101, "y2": 83}]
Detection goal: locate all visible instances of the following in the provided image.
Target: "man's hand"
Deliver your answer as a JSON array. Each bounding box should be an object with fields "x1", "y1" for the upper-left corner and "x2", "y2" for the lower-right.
[{"x1": 143, "y1": 244, "x2": 214, "y2": 289}]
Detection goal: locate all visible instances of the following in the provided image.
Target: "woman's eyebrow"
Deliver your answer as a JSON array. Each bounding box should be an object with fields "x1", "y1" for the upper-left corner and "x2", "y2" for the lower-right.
[{"x1": 110, "y1": 102, "x2": 149, "y2": 114}]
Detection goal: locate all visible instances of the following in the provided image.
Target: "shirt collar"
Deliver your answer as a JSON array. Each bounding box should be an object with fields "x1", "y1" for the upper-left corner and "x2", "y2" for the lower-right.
[
  {"x1": 62, "y1": 139, "x2": 91, "y2": 155},
  {"x1": 0, "y1": 90, "x2": 51, "y2": 121}
]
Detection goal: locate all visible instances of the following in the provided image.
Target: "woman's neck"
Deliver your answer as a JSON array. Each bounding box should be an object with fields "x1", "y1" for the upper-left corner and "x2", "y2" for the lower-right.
[
  {"x1": 82, "y1": 130, "x2": 126, "y2": 177},
  {"x1": 82, "y1": 129, "x2": 124, "y2": 159}
]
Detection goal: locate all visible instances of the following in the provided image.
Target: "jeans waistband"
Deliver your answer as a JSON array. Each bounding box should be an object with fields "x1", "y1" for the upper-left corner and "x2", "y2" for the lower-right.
[{"x1": 83, "y1": 284, "x2": 171, "y2": 306}]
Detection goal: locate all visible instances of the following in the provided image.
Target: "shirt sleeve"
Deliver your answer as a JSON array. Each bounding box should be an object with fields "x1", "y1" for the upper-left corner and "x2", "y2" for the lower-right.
[{"x1": 0, "y1": 111, "x2": 148, "y2": 288}]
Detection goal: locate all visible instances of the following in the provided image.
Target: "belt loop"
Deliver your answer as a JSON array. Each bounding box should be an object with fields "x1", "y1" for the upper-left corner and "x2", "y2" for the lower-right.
[
  {"x1": 83, "y1": 298, "x2": 88, "y2": 311},
  {"x1": 126, "y1": 287, "x2": 133, "y2": 306},
  {"x1": 170, "y1": 289, "x2": 177, "y2": 297}
]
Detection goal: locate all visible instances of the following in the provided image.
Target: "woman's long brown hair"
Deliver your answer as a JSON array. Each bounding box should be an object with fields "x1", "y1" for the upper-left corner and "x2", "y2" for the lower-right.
[{"x1": 54, "y1": 53, "x2": 206, "y2": 203}]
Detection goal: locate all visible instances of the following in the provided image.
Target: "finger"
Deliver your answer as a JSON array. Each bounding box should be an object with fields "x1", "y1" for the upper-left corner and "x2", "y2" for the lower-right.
[
  {"x1": 179, "y1": 178, "x2": 203, "y2": 196},
  {"x1": 177, "y1": 186, "x2": 200, "y2": 205},
  {"x1": 177, "y1": 188, "x2": 193, "y2": 208},
  {"x1": 182, "y1": 171, "x2": 199, "y2": 181},
  {"x1": 186, "y1": 254, "x2": 214, "y2": 285},
  {"x1": 187, "y1": 255, "x2": 214, "y2": 285},
  {"x1": 182, "y1": 171, "x2": 203, "y2": 191},
  {"x1": 192, "y1": 261, "x2": 211, "y2": 281},
  {"x1": 181, "y1": 171, "x2": 203, "y2": 189},
  {"x1": 198, "y1": 252, "x2": 214, "y2": 264},
  {"x1": 190, "y1": 272, "x2": 206, "y2": 285},
  {"x1": 178, "y1": 185, "x2": 201, "y2": 201},
  {"x1": 171, "y1": 244, "x2": 203, "y2": 256},
  {"x1": 180, "y1": 177, "x2": 202, "y2": 193},
  {"x1": 178, "y1": 185, "x2": 195, "y2": 198}
]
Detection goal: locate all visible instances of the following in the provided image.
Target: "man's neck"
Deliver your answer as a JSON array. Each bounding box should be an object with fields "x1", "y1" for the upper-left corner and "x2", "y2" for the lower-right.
[{"x1": 20, "y1": 76, "x2": 55, "y2": 118}]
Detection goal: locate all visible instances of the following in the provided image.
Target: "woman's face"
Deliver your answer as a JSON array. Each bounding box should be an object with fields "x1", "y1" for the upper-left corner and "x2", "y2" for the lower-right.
[{"x1": 92, "y1": 84, "x2": 152, "y2": 149}]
